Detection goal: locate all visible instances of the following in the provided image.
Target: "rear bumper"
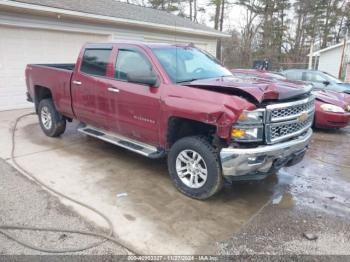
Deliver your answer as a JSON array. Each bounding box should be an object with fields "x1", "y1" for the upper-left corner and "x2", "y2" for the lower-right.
[
  {"x1": 220, "y1": 129, "x2": 312, "y2": 178},
  {"x1": 26, "y1": 92, "x2": 33, "y2": 102}
]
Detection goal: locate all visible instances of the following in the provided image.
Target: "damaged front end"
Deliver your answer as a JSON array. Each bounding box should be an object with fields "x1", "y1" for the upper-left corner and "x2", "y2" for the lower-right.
[{"x1": 220, "y1": 95, "x2": 315, "y2": 181}]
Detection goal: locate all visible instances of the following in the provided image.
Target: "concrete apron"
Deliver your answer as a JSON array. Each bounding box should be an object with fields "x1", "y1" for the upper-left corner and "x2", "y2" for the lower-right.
[{"x1": 0, "y1": 109, "x2": 293, "y2": 255}]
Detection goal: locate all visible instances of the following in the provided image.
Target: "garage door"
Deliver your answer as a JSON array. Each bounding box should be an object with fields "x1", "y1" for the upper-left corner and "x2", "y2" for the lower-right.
[{"x1": 0, "y1": 26, "x2": 110, "y2": 111}]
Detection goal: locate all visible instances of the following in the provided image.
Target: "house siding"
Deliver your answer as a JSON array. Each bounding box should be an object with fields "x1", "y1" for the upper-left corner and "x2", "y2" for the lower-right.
[
  {"x1": 318, "y1": 47, "x2": 342, "y2": 77},
  {"x1": 317, "y1": 42, "x2": 350, "y2": 78},
  {"x1": 345, "y1": 64, "x2": 350, "y2": 83}
]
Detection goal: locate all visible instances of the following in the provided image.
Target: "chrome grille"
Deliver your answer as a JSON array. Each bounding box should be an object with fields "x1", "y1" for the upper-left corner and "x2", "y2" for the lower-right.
[
  {"x1": 267, "y1": 115, "x2": 313, "y2": 143},
  {"x1": 270, "y1": 100, "x2": 314, "y2": 122},
  {"x1": 265, "y1": 96, "x2": 315, "y2": 144}
]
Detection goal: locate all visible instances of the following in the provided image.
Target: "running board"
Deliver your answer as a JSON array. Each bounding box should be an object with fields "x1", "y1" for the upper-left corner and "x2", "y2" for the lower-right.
[{"x1": 77, "y1": 125, "x2": 165, "y2": 158}]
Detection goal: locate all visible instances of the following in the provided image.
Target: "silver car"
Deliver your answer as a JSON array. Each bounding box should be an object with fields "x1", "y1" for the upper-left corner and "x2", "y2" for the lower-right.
[{"x1": 281, "y1": 69, "x2": 350, "y2": 94}]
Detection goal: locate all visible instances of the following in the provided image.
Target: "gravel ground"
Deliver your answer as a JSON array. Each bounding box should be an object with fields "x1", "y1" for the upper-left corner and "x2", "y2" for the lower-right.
[
  {"x1": 218, "y1": 204, "x2": 350, "y2": 256},
  {"x1": 0, "y1": 158, "x2": 131, "y2": 256}
]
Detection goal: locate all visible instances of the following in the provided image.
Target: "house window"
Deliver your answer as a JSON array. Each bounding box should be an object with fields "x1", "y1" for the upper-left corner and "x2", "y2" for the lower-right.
[{"x1": 81, "y1": 49, "x2": 111, "y2": 76}]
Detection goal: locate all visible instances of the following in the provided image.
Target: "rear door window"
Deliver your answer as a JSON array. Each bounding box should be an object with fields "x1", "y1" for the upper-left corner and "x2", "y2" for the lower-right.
[{"x1": 80, "y1": 49, "x2": 112, "y2": 76}]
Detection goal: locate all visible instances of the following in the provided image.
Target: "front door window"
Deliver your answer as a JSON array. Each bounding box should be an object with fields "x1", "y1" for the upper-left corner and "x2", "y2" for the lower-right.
[{"x1": 115, "y1": 49, "x2": 153, "y2": 81}]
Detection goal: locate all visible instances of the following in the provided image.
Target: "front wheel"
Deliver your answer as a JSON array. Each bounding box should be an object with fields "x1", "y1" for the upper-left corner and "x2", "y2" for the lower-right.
[
  {"x1": 38, "y1": 99, "x2": 66, "y2": 137},
  {"x1": 167, "y1": 136, "x2": 223, "y2": 200}
]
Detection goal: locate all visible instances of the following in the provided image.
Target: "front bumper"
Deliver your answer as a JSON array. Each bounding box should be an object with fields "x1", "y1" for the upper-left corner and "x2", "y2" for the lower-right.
[
  {"x1": 220, "y1": 129, "x2": 312, "y2": 178},
  {"x1": 315, "y1": 110, "x2": 350, "y2": 129}
]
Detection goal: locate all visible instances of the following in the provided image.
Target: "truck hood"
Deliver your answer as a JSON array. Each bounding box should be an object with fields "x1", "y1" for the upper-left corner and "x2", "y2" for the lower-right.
[
  {"x1": 314, "y1": 89, "x2": 350, "y2": 108},
  {"x1": 184, "y1": 76, "x2": 312, "y2": 104}
]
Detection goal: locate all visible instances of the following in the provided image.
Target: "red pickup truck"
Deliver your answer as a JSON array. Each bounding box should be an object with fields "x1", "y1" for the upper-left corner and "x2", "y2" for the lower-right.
[{"x1": 26, "y1": 42, "x2": 314, "y2": 199}]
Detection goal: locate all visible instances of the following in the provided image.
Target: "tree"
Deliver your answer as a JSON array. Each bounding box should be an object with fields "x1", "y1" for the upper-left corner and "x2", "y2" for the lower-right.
[
  {"x1": 317, "y1": 0, "x2": 342, "y2": 48},
  {"x1": 335, "y1": 0, "x2": 350, "y2": 43},
  {"x1": 235, "y1": 0, "x2": 292, "y2": 66},
  {"x1": 209, "y1": 0, "x2": 231, "y2": 60},
  {"x1": 148, "y1": 0, "x2": 180, "y2": 11},
  {"x1": 236, "y1": 0, "x2": 263, "y2": 67},
  {"x1": 222, "y1": 29, "x2": 242, "y2": 67},
  {"x1": 188, "y1": 0, "x2": 198, "y2": 21},
  {"x1": 210, "y1": 0, "x2": 221, "y2": 30},
  {"x1": 123, "y1": 0, "x2": 350, "y2": 69},
  {"x1": 274, "y1": 0, "x2": 291, "y2": 58}
]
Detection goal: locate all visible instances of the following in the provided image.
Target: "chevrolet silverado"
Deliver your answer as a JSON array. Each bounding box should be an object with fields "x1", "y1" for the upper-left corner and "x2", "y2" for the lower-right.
[{"x1": 26, "y1": 42, "x2": 314, "y2": 199}]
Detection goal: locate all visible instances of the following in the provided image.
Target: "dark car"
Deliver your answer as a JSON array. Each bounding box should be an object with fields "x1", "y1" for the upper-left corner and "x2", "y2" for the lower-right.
[{"x1": 281, "y1": 69, "x2": 350, "y2": 94}]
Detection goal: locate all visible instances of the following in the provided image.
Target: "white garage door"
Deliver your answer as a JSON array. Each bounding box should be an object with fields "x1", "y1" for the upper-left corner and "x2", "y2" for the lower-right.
[{"x1": 0, "y1": 26, "x2": 110, "y2": 111}]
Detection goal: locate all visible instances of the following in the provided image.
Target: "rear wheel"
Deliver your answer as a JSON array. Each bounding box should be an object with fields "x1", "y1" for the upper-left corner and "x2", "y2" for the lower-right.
[
  {"x1": 167, "y1": 136, "x2": 223, "y2": 200},
  {"x1": 38, "y1": 99, "x2": 66, "y2": 137}
]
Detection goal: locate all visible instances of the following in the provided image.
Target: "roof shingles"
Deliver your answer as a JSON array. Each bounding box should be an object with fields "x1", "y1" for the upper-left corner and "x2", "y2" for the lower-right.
[{"x1": 10, "y1": 0, "x2": 221, "y2": 34}]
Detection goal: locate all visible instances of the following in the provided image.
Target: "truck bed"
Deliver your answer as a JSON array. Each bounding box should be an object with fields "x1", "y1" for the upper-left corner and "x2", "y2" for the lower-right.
[{"x1": 26, "y1": 63, "x2": 75, "y2": 118}]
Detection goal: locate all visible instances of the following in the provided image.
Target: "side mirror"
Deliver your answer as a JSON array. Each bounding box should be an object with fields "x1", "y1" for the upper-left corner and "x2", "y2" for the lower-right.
[
  {"x1": 126, "y1": 71, "x2": 159, "y2": 87},
  {"x1": 323, "y1": 81, "x2": 330, "y2": 86}
]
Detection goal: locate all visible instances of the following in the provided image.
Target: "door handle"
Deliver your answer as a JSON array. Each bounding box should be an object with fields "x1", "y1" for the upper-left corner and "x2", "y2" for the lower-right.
[
  {"x1": 108, "y1": 87, "x2": 120, "y2": 93},
  {"x1": 73, "y1": 80, "x2": 82, "y2": 85}
]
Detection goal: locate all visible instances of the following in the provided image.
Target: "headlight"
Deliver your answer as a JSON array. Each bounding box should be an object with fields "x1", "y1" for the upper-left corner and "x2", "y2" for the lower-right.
[
  {"x1": 320, "y1": 104, "x2": 345, "y2": 113},
  {"x1": 231, "y1": 126, "x2": 264, "y2": 142},
  {"x1": 237, "y1": 109, "x2": 265, "y2": 124},
  {"x1": 232, "y1": 109, "x2": 265, "y2": 142}
]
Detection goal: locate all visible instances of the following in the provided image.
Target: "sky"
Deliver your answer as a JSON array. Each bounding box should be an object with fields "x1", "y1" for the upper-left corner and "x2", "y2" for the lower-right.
[
  {"x1": 119, "y1": 0, "x2": 246, "y2": 32},
  {"x1": 186, "y1": 0, "x2": 246, "y2": 31},
  {"x1": 198, "y1": 0, "x2": 246, "y2": 31}
]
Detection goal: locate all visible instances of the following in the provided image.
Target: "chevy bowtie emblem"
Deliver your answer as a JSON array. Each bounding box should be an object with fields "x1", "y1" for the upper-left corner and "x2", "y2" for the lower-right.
[{"x1": 298, "y1": 112, "x2": 308, "y2": 122}]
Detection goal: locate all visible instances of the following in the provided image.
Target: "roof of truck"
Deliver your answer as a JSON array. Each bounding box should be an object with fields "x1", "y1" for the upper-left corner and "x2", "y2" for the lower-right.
[{"x1": 84, "y1": 42, "x2": 196, "y2": 49}]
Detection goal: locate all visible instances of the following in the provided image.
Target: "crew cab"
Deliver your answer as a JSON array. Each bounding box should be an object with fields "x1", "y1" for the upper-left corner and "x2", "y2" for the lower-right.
[{"x1": 26, "y1": 42, "x2": 314, "y2": 199}]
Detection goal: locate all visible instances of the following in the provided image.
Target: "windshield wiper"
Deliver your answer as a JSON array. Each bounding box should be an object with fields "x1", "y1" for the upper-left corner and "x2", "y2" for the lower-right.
[
  {"x1": 177, "y1": 75, "x2": 232, "y2": 84},
  {"x1": 176, "y1": 78, "x2": 202, "y2": 84}
]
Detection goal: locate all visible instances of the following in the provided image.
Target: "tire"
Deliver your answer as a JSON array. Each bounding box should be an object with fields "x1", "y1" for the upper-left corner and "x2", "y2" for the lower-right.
[
  {"x1": 38, "y1": 99, "x2": 66, "y2": 137},
  {"x1": 167, "y1": 136, "x2": 223, "y2": 200}
]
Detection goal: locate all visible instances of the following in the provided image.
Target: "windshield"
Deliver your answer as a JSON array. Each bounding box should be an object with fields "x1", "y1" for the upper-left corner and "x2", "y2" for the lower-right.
[
  {"x1": 151, "y1": 46, "x2": 232, "y2": 83},
  {"x1": 265, "y1": 72, "x2": 286, "y2": 80},
  {"x1": 323, "y1": 72, "x2": 343, "y2": 84}
]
